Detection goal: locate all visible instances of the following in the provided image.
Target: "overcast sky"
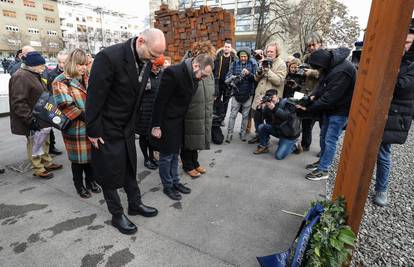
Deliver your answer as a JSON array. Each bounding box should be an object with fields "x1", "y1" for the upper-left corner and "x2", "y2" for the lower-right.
[{"x1": 80, "y1": 0, "x2": 373, "y2": 38}]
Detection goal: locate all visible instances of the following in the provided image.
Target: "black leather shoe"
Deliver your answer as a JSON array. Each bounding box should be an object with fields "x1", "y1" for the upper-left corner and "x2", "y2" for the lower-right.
[
  {"x1": 150, "y1": 159, "x2": 159, "y2": 167},
  {"x1": 111, "y1": 214, "x2": 137, "y2": 235},
  {"x1": 86, "y1": 181, "x2": 102, "y2": 193},
  {"x1": 128, "y1": 204, "x2": 158, "y2": 217},
  {"x1": 163, "y1": 187, "x2": 182, "y2": 201},
  {"x1": 173, "y1": 183, "x2": 191, "y2": 194},
  {"x1": 49, "y1": 147, "x2": 63, "y2": 155},
  {"x1": 144, "y1": 160, "x2": 158, "y2": 170},
  {"x1": 75, "y1": 185, "x2": 92, "y2": 199}
]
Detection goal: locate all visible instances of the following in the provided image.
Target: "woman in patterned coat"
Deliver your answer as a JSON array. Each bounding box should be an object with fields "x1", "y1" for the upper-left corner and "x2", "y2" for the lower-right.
[{"x1": 52, "y1": 49, "x2": 101, "y2": 198}]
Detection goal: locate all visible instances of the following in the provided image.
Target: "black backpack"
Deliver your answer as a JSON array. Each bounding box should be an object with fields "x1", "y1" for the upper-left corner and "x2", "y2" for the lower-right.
[{"x1": 211, "y1": 125, "x2": 224, "y2": 144}]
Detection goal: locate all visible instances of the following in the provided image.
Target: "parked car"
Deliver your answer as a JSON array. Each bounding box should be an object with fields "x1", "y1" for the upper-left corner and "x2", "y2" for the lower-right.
[{"x1": 45, "y1": 61, "x2": 57, "y2": 71}]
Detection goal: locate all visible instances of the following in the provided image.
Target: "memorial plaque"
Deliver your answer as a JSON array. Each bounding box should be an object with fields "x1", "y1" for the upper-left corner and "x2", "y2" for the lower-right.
[{"x1": 332, "y1": 0, "x2": 414, "y2": 234}]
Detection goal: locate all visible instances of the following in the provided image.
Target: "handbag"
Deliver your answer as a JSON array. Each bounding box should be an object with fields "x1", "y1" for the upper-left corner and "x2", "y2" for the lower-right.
[{"x1": 32, "y1": 92, "x2": 71, "y2": 130}]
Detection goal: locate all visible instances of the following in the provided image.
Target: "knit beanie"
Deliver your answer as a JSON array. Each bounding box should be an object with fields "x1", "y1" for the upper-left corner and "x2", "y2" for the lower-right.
[
  {"x1": 308, "y1": 49, "x2": 332, "y2": 70},
  {"x1": 24, "y1": 51, "x2": 46, "y2": 67}
]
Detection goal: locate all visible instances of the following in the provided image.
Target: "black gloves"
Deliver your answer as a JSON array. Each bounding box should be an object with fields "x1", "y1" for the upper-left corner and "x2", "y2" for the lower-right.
[{"x1": 29, "y1": 118, "x2": 41, "y2": 131}]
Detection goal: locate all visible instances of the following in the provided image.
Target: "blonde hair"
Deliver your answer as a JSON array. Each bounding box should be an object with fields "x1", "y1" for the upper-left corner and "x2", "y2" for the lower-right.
[
  {"x1": 64, "y1": 48, "x2": 87, "y2": 78},
  {"x1": 265, "y1": 41, "x2": 282, "y2": 57}
]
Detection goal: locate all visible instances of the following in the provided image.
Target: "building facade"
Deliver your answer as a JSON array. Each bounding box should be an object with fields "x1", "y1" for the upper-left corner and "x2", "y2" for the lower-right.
[
  {"x1": 0, "y1": 0, "x2": 62, "y2": 58},
  {"x1": 58, "y1": 0, "x2": 145, "y2": 55}
]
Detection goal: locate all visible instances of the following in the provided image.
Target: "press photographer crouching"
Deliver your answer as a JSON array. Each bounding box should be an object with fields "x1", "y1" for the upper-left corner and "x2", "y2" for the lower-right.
[{"x1": 253, "y1": 89, "x2": 303, "y2": 160}]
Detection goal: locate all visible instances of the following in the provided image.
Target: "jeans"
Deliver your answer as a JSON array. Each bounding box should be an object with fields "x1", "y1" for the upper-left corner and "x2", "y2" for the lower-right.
[
  {"x1": 227, "y1": 96, "x2": 252, "y2": 136},
  {"x1": 159, "y1": 152, "x2": 180, "y2": 189},
  {"x1": 375, "y1": 143, "x2": 392, "y2": 192},
  {"x1": 318, "y1": 115, "x2": 348, "y2": 171},
  {"x1": 258, "y1": 123, "x2": 297, "y2": 160}
]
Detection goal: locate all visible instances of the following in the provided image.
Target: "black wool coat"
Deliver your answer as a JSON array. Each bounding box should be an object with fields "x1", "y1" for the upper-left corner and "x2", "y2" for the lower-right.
[
  {"x1": 135, "y1": 71, "x2": 161, "y2": 136},
  {"x1": 151, "y1": 60, "x2": 197, "y2": 154},
  {"x1": 86, "y1": 38, "x2": 151, "y2": 189}
]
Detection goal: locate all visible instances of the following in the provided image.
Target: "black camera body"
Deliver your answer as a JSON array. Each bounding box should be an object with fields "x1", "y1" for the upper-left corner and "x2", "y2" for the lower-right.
[
  {"x1": 296, "y1": 63, "x2": 311, "y2": 76},
  {"x1": 262, "y1": 59, "x2": 273, "y2": 69},
  {"x1": 287, "y1": 95, "x2": 312, "y2": 107},
  {"x1": 261, "y1": 94, "x2": 273, "y2": 103},
  {"x1": 224, "y1": 75, "x2": 243, "y2": 95}
]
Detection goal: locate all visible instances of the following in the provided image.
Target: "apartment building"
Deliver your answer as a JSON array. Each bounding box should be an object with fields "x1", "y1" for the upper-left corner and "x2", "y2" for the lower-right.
[{"x1": 0, "y1": 0, "x2": 62, "y2": 58}]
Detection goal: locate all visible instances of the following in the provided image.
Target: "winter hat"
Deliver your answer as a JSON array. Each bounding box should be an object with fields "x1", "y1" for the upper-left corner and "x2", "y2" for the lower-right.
[
  {"x1": 239, "y1": 51, "x2": 248, "y2": 57},
  {"x1": 24, "y1": 51, "x2": 46, "y2": 67},
  {"x1": 308, "y1": 49, "x2": 332, "y2": 70}
]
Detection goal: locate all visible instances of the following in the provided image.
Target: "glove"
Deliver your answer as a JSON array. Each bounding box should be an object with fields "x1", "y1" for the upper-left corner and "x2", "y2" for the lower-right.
[
  {"x1": 77, "y1": 111, "x2": 85, "y2": 122},
  {"x1": 29, "y1": 118, "x2": 41, "y2": 131}
]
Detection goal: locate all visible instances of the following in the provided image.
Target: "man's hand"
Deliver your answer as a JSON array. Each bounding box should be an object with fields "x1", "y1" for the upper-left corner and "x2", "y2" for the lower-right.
[
  {"x1": 241, "y1": 68, "x2": 250, "y2": 76},
  {"x1": 88, "y1": 137, "x2": 105, "y2": 149},
  {"x1": 151, "y1": 127, "x2": 162, "y2": 139},
  {"x1": 266, "y1": 101, "x2": 276, "y2": 110},
  {"x1": 295, "y1": 105, "x2": 307, "y2": 111}
]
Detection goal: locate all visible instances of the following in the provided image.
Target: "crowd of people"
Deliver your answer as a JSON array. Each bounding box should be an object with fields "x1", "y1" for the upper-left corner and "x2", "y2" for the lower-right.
[{"x1": 5, "y1": 22, "x2": 414, "y2": 235}]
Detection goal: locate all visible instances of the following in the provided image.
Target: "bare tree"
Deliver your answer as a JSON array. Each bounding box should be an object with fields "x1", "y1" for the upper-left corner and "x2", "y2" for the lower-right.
[
  {"x1": 285, "y1": 0, "x2": 360, "y2": 55},
  {"x1": 254, "y1": 0, "x2": 295, "y2": 49},
  {"x1": 1, "y1": 32, "x2": 28, "y2": 52},
  {"x1": 40, "y1": 35, "x2": 64, "y2": 57}
]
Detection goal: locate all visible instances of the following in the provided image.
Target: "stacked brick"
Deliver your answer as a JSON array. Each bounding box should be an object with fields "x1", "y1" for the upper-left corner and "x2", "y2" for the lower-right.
[{"x1": 154, "y1": 4, "x2": 235, "y2": 63}]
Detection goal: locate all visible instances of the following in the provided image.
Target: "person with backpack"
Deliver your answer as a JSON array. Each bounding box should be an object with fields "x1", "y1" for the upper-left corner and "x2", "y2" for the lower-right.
[
  {"x1": 253, "y1": 89, "x2": 303, "y2": 160},
  {"x1": 225, "y1": 47, "x2": 257, "y2": 143}
]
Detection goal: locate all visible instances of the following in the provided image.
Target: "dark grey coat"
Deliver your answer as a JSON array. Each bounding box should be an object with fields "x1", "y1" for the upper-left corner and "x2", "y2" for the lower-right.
[{"x1": 183, "y1": 74, "x2": 215, "y2": 150}]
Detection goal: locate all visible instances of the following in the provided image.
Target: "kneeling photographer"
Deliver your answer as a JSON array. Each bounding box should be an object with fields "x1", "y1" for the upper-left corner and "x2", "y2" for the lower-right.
[
  {"x1": 253, "y1": 89, "x2": 302, "y2": 160},
  {"x1": 225, "y1": 48, "x2": 257, "y2": 142}
]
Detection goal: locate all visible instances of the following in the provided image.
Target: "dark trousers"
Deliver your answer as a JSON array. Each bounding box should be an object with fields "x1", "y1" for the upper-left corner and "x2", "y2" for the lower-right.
[
  {"x1": 217, "y1": 81, "x2": 231, "y2": 121},
  {"x1": 101, "y1": 161, "x2": 141, "y2": 215},
  {"x1": 301, "y1": 119, "x2": 316, "y2": 149},
  {"x1": 180, "y1": 149, "x2": 200, "y2": 172},
  {"x1": 252, "y1": 109, "x2": 264, "y2": 135},
  {"x1": 139, "y1": 134, "x2": 155, "y2": 161},
  {"x1": 71, "y1": 162, "x2": 94, "y2": 186},
  {"x1": 49, "y1": 129, "x2": 56, "y2": 149}
]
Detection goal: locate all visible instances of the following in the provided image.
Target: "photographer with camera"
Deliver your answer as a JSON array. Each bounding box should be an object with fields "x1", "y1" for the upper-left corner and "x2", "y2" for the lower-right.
[
  {"x1": 300, "y1": 32, "x2": 324, "y2": 151},
  {"x1": 213, "y1": 40, "x2": 237, "y2": 125},
  {"x1": 253, "y1": 89, "x2": 302, "y2": 160},
  {"x1": 248, "y1": 42, "x2": 287, "y2": 144},
  {"x1": 296, "y1": 48, "x2": 356, "y2": 181},
  {"x1": 225, "y1": 48, "x2": 257, "y2": 143},
  {"x1": 283, "y1": 58, "x2": 307, "y2": 98}
]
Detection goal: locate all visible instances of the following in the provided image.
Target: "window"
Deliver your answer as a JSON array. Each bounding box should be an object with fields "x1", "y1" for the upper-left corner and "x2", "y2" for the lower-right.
[
  {"x1": 43, "y1": 3, "x2": 54, "y2": 12},
  {"x1": 237, "y1": 7, "x2": 251, "y2": 15},
  {"x1": 23, "y1": 0, "x2": 35, "y2": 7},
  {"x1": 47, "y1": 30, "x2": 57, "y2": 36},
  {"x1": 28, "y1": 28, "x2": 40, "y2": 34},
  {"x1": 1, "y1": 0, "x2": 14, "y2": 3},
  {"x1": 87, "y1": 27, "x2": 94, "y2": 33},
  {"x1": 25, "y1": 13, "x2": 37, "y2": 21},
  {"x1": 66, "y1": 23, "x2": 73, "y2": 27},
  {"x1": 45, "y1": 17, "x2": 55, "y2": 23},
  {"x1": 5, "y1": 25, "x2": 19, "y2": 32},
  {"x1": 3, "y1": 10, "x2": 16, "y2": 17},
  {"x1": 96, "y1": 18, "x2": 101, "y2": 23}
]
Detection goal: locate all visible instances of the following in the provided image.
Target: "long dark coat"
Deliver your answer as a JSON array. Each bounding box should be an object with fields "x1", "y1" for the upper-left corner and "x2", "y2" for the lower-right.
[
  {"x1": 183, "y1": 74, "x2": 214, "y2": 150},
  {"x1": 151, "y1": 60, "x2": 197, "y2": 154},
  {"x1": 9, "y1": 68, "x2": 47, "y2": 136},
  {"x1": 86, "y1": 38, "x2": 151, "y2": 189}
]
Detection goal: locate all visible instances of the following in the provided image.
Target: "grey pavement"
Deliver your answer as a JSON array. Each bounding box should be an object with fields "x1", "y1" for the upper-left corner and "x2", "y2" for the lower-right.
[{"x1": 0, "y1": 115, "x2": 324, "y2": 267}]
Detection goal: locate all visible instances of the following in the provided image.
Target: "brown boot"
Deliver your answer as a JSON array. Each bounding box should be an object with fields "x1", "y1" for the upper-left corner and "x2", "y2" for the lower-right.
[
  {"x1": 253, "y1": 146, "x2": 269, "y2": 155},
  {"x1": 33, "y1": 171, "x2": 54, "y2": 179},
  {"x1": 45, "y1": 163, "x2": 63, "y2": 172}
]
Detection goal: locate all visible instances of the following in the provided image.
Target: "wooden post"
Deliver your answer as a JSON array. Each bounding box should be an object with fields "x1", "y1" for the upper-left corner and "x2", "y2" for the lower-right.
[{"x1": 332, "y1": 0, "x2": 414, "y2": 234}]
